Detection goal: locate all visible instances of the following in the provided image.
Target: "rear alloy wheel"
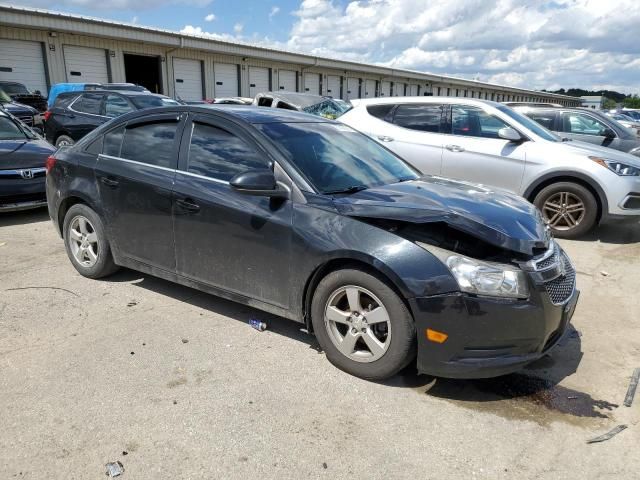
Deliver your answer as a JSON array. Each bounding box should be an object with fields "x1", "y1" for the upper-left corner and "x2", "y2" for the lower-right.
[
  {"x1": 311, "y1": 268, "x2": 415, "y2": 380},
  {"x1": 534, "y1": 182, "x2": 598, "y2": 239},
  {"x1": 55, "y1": 135, "x2": 75, "y2": 147},
  {"x1": 63, "y1": 204, "x2": 119, "y2": 279}
]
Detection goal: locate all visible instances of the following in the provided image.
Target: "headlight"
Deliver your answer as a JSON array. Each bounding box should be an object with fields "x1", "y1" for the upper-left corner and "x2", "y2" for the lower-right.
[
  {"x1": 417, "y1": 243, "x2": 529, "y2": 299},
  {"x1": 590, "y1": 156, "x2": 640, "y2": 176}
]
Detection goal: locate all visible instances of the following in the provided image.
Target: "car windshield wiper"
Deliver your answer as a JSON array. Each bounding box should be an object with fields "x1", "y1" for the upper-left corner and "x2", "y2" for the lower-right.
[{"x1": 324, "y1": 185, "x2": 368, "y2": 195}]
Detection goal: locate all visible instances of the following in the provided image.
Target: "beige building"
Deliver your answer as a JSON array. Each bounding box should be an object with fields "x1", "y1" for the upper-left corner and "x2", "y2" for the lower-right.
[{"x1": 0, "y1": 5, "x2": 582, "y2": 106}]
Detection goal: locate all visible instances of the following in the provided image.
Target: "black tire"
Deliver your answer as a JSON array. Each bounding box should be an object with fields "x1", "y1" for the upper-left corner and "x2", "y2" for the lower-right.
[
  {"x1": 534, "y1": 182, "x2": 598, "y2": 239},
  {"x1": 55, "y1": 135, "x2": 74, "y2": 148},
  {"x1": 63, "y1": 204, "x2": 119, "y2": 279},
  {"x1": 311, "y1": 268, "x2": 416, "y2": 380}
]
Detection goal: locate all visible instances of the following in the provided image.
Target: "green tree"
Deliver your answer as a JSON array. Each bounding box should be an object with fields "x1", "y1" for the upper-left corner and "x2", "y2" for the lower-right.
[
  {"x1": 623, "y1": 95, "x2": 640, "y2": 109},
  {"x1": 602, "y1": 97, "x2": 617, "y2": 110}
]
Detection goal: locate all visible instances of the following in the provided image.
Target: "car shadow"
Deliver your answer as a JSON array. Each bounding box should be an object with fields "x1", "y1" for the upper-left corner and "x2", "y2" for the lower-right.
[
  {"x1": 0, "y1": 207, "x2": 49, "y2": 228},
  {"x1": 575, "y1": 221, "x2": 640, "y2": 244}
]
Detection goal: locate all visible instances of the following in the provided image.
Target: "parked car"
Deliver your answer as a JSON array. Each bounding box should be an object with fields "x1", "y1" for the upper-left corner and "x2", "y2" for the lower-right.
[
  {"x1": 44, "y1": 90, "x2": 180, "y2": 147},
  {"x1": 47, "y1": 105, "x2": 578, "y2": 380},
  {"x1": 338, "y1": 97, "x2": 640, "y2": 238},
  {"x1": 254, "y1": 92, "x2": 352, "y2": 119},
  {"x1": 621, "y1": 109, "x2": 640, "y2": 121},
  {"x1": 47, "y1": 83, "x2": 149, "y2": 108},
  {"x1": 0, "y1": 81, "x2": 48, "y2": 112},
  {"x1": 0, "y1": 110, "x2": 55, "y2": 212},
  {"x1": 515, "y1": 105, "x2": 640, "y2": 152},
  {"x1": 0, "y1": 87, "x2": 41, "y2": 128},
  {"x1": 604, "y1": 112, "x2": 640, "y2": 134}
]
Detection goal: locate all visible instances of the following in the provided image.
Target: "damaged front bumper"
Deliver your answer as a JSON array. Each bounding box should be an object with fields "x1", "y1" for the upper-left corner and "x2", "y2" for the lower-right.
[{"x1": 410, "y1": 282, "x2": 579, "y2": 379}]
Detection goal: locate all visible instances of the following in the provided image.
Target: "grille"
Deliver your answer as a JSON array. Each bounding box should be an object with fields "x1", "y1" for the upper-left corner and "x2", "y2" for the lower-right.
[
  {"x1": 544, "y1": 252, "x2": 576, "y2": 305},
  {"x1": 535, "y1": 249, "x2": 559, "y2": 270}
]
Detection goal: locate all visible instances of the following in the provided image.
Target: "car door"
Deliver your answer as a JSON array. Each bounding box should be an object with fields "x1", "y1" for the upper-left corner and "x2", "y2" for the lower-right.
[
  {"x1": 66, "y1": 92, "x2": 109, "y2": 140},
  {"x1": 559, "y1": 111, "x2": 616, "y2": 148},
  {"x1": 362, "y1": 103, "x2": 445, "y2": 175},
  {"x1": 95, "y1": 113, "x2": 185, "y2": 271},
  {"x1": 441, "y1": 104, "x2": 526, "y2": 193},
  {"x1": 172, "y1": 113, "x2": 293, "y2": 308}
]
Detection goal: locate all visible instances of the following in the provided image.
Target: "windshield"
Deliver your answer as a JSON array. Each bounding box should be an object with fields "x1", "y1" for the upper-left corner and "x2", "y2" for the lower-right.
[
  {"x1": 1, "y1": 83, "x2": 30, "y2": 95},
  {"x1": 257, "y1": 122, "x2": 419, "y2": 194},
  {"x1": 496, "y1": 105, "x2": 561, "y2": 142},
  {"x1": 130, "y1": 96, "x2": 180, "y2": 109},
  {"x1": 302, "y1": 99, "x2": 352, "y2": 120},
  {"x1": 0, "y1": 116, "x2": 30, "y2": 140}
]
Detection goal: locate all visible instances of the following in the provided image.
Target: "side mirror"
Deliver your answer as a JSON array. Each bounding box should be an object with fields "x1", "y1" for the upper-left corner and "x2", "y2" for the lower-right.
[
  {"x1": 498, "y1": 127, "x2": 523, "y2": 142},
  {"x1": 603, "y1": 128, "x2": 616, "y2": 139},
  {"x1": 230, "y1": 169, "x2": 289, "y2": 199}
]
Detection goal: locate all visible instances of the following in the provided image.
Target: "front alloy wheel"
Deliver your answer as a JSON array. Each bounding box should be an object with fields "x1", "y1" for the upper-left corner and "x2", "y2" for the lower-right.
[
  {"x1": 534, "y1": 181, "x2": 598, "y2": 239},
  {"x1": 542, "y1": 191, "x2": 586, "y2": 231}
]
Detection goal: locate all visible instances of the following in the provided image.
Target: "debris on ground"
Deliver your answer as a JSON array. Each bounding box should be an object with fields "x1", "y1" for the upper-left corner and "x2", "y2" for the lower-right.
[
  {"x1": 0, "y1": 242, "x2": 6, "y2": 247},
  {"x1": 181, "y1": 338, "x2": 189, "y2": 344},
  {"x1": 173, "y1": 400, "x2": 177, "y2": 405},
  {"x1": 127, "y1": 301, "x2": 137, "y2": 307},
  {"x1": 624, "y1": 368, "x2": 640, "y2": 407},
  {"x1": 322, "y1": 462, "x2": 328, "y2": 469},
  {"x1": 105, "y1": 461, "x2": 125, "y2": 477},
  {"x1": 122, "y1": 451, "x2": 128, "y2": 456},
  {"x1": 586, "y1": 425, "x2": 627, "y2": 444},
  {"x1": 600, "y1": 271, "x2": 610, "y2": 277},
  {"x1": 130, "y1": 352, "x2": 135, "y2": 355},
  {"x1": 249, "y1": 319, "x2": 267, "y2": 331}
]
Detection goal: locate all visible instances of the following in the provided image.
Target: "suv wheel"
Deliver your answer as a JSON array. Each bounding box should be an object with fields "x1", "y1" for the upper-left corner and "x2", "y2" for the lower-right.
[
  {"x1": 311, "y1": 268, "x2": 416, "y2": 380},
  {"x1": 63, "y1": 204, "x2": 119, "y2": 279},
  {"x1": 534, "y1": 182, "x2": 598, "y2": 238},
  {"x1": 55, "y1": 135, "x2": 75, "y2": 147}
]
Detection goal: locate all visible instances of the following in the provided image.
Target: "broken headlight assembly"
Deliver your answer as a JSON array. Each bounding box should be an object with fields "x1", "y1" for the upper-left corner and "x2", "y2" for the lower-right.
[{"x1": 417, "y1": 243, "x2": 530, "y2": 299}]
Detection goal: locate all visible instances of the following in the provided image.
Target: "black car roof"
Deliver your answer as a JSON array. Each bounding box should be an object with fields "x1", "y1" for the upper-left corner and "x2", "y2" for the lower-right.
[
  {"x1": 202, "y1": 105, "x2": 330, "y2": 123},
  {"x1": 58, "y1": 90, "x2": 168, "y2": 98}
]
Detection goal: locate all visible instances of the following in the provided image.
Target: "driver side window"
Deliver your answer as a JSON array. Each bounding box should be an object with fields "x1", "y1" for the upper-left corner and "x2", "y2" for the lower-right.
[
  {"x1": 451, "y1": 105, "x2": 510, "y2": 139},
  {"x1": 562, "y1": 113, "x2": 609, "y2": 136}
]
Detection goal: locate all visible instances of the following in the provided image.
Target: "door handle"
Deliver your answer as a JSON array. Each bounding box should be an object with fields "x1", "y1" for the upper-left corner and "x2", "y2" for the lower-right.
[
  {"x1": 100, "y1": 176, "x2": 119, "y2": 188},
  {"x1": 176, "y1": 198, "x2": 200, "y2": 213},
  {"x1": 378, "y1": 135, "x2": 394, "y2": 142},
  {"x1": 445, "y1": 144, "x2": 465, "y2": 152}
]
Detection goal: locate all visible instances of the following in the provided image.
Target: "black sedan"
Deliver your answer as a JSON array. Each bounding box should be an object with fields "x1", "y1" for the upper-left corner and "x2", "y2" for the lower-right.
[
  {"x1": 0, "y1": 110, "x2": 55, "y2": 212},
  {"x1": 46, "y1": 106, "x2": 578, "y2": 380}
]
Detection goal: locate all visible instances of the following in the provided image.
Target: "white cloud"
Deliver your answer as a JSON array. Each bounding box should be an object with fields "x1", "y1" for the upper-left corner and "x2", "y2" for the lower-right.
[
  {"x1": 233, "y1": 23, "x2": 244, "y2": 34},
  {"x1": 204, "y1": 13, "x2": 215, "y2": 22},
  {"x1": 269, "y1": 6, "x2": 280, "y2": 19}
]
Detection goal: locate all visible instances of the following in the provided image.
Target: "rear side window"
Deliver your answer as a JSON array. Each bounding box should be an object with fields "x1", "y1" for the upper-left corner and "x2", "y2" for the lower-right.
[
  {"x1": 187, "y1": 122, "x2": 267, "y2": 181},
  {"x1": 72, "y1": 93, "x2": 103, "y2": 115},
  {"x1": 366, "y1": 104, "x2": 394, "y2": 120},
  {"x1": 120, "y1": 121, "x2": 179, "y2": 168},
  {"x1": 54, "y1": 94, "x2": 78, "y2": 109},
  {"x1": 103, "y1": 125, "x2": 125, "y2": 157},
  {"x1": 525, "y1": 111, "x2": 557, "y2": 131},
  {"x1": 393, "y1": 104, "x2": 443, "y2": 132}
]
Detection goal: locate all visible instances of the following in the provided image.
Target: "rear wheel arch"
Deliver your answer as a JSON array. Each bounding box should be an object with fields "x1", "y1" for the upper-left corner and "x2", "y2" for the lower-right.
[
  {"x1": 57, "y1": 195, "x2": 100, "y2": 236},
  {"x1": 302, "y1": 255, "x2": 411, "y2": 333},
  {"x1": 524, "y1": 173, "x2": 606, "y2": 223}
]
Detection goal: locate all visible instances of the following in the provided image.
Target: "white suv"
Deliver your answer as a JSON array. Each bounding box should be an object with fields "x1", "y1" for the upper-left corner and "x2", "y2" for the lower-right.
[{"x1": 339, "y1": 97, "x2": 640, "y2": 238}]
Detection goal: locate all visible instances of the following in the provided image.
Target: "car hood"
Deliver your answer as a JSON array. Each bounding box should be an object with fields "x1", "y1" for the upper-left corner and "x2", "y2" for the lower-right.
[
  {"x1": 332, "y1": 176, "x2": 550, "y2": 256},
  {"x1": 0, "y1": 138, "x2": 55, "y2": 169},
  {"x1": 553, "y1": 139, "x2": 640, "y2": 166},
  {"x1": 1, "y1": 101, "x2": 38, "y2": 115}
]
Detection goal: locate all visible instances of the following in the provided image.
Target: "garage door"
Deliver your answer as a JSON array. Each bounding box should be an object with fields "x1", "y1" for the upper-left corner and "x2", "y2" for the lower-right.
[
  {"x1": 363, "y1": 79, "x2": 377, "y2": 98},
  {"x1": 173, "y1": 58, "x2": 203, "y2": 101},
  {"x1": 249, "y1": 67, "x2": 270, "y2": 97},
  {"x1": 327, "y1": 75, "x2": 340, "y2": 98},
  {"x1": 213, "y1": 63, "x2": 238, "y2": 98},
  {"x1": 0, "y1": 39, "x2": 48, "y2": 95},
  {"x1": 346, "y1": 77, "x2": 360, "y2": 100},
  {"x1": 303, "y1": 73, "x2": 320, "y2": 95},
  {"x1": 380, "y1": 81, "x2": 391, "y2": 97},
  {"x1": 393, "y1": 82, "x2": 405, "y2": 96},
  {"x1": 409, "y1": 84, "x2": 419, "y2": 96},
  {"x1": 278, "y1": 70, "x2": 296, "y2": 92},
  {"x1": 63, "y1": 45, "x2": 109, "y2": 84}
]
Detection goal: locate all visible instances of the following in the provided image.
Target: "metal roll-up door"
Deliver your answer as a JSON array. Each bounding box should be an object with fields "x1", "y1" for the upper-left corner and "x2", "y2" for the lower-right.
[
  {"x1": 409, "y1": 84, "x2": 419, "y2": 96},
  {"x1": 303, "y1": 73, "x2": 320, "y2": 95},
  {"x1": 327, "y1": 75, "x2": 340, "y2": 98},
  {"x1": 0, "y1": 39, "x2": 48, "y2": 94},
  {"x1": 213, "y1": 63, "x2": 239, "y2": 97},
  {"x1": 249, "y1": 66, "x2": 270, "y2": 97},
  {"x1": 380, "y1": 81, "x2": 391, "y2": 97},
  {"x1": 278, "y1": 70, "x2": 296, "y2": 91},
  {"x1": 346, "y1": 77, "x2": 360, "y2": 100},
  {"x1": 393, "y1": 82, "x2": 406, "y2": 96},
  {"x1": 173, "y1": 58, "x2": 203, "y2": 101},
  {"x1": 63, "y1": 45, "x2": 109, "y2": 83},
  {"x1": 364, "y1": 79, "x2": 377, "y2": 98}
]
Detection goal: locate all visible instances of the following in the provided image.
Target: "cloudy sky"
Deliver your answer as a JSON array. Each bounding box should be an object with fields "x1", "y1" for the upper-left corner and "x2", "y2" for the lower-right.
[{"x1": 11, "y1": 0, "x2": 640, "y2": 93}]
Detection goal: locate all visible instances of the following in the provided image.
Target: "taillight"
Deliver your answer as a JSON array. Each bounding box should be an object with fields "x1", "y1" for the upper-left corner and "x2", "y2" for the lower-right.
[
  {"x1": 43, "y1": 111, "x2": 52, "y2": 122},
  {"x1": 45, "y1": 155, "x2": 56, "y2": 173}
]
